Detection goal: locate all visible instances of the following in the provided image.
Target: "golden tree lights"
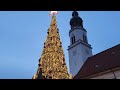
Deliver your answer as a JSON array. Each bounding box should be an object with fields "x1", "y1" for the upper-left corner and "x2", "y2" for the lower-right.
[{"x1": 33, "y1": 12, "x2": 72, "y2": 79}]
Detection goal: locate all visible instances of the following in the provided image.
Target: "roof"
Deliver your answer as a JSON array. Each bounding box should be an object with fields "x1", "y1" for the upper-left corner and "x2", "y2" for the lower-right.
[{"x1": 74, "y1": 44, "x2": 120, "y2": 79}]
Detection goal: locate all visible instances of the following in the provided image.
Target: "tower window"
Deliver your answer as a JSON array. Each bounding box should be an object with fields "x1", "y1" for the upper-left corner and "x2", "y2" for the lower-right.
[
  {"x1": 71, "y1": 36, "x2": 76, "y2": 44},
  {"x1": 71, "y1": 37, "x2": 73, "y2": 44},
  {"x1": 83, "y1": 35, "x2": 88, "y2": 43},
  {"x1": 73, "y1": 36, "x2": 75, "y2": 43}
]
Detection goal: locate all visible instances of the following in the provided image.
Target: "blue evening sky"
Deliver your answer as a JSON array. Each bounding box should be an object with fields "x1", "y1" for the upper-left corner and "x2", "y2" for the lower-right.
[{"x1": 0, "y1": 11, "x2": 120, "y2": 79}]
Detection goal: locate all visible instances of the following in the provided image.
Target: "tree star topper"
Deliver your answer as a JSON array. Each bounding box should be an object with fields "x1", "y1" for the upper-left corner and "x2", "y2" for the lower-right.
[{"x1": 49, "y1": 11, "x2": 58, "y2": 16}]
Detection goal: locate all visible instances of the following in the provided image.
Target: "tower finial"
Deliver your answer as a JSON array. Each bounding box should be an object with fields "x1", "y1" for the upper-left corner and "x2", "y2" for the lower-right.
[
  {"x1": 72, "y1": 11, "x2": 79, "y2": 17},
  {"x1": 49, "y1": 11, "x2": 58, "y2": 16}
]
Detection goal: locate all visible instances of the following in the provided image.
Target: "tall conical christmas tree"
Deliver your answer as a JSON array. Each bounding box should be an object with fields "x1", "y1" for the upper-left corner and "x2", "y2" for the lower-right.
[{"x1": 32, "y1": 11, "x2": 72, "y2": 79}]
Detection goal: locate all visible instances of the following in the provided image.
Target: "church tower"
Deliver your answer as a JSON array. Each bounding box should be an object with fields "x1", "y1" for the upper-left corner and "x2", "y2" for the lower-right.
[
  {"x1": 33, "y1": 11, "x2": 72, "y2": 79},
  {"x1": 68, "y1": 11, "x2": 93, "y2": 77}
]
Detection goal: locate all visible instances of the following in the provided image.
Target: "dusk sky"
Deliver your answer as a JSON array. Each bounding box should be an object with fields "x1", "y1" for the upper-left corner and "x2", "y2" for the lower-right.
[{"x1": 0, "y1": 11, "x2": 120, "y2": 79}]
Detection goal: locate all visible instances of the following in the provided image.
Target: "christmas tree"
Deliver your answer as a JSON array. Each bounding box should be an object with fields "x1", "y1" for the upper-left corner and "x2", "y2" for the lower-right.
[{"x1": 32, "y1": 11, "x2": 72, "y2": 79}]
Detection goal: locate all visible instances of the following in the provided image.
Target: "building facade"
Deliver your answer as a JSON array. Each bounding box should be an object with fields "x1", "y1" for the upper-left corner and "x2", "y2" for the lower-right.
[{"x1": 74, "y1": 44, "x2": 120, "y2": 79}]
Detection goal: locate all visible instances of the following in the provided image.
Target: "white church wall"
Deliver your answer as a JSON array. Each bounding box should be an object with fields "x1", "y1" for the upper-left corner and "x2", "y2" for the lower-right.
[
  {"x1": 69, "y1": 29, "x2": 92, "y2": 77},
  {"x1": 114, "y1": 69, "x2": 120, "y2": 79},
  {"x1": 89, "y1": 69, "x2": 120, "y2": 79},
  {"x1": 69, "y1": 44, "x2": 84, "y2": 77},
  {"x1": 80, "y1": 44, "x2": 92, "y2": 63}
]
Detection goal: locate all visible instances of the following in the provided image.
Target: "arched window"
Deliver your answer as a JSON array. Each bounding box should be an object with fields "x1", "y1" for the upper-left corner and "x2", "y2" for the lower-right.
[
  {"x1": 83, "y1": 35, "x2": 88, "y2": 43},
  {"x1": 71, "y1": 36, "x2": 76, "y2": 44}
]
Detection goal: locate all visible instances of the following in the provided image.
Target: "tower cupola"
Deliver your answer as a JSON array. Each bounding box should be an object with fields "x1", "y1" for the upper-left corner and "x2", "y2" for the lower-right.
[{"x1": 70, "y1": 11, "x2": 83, "y2": 29}]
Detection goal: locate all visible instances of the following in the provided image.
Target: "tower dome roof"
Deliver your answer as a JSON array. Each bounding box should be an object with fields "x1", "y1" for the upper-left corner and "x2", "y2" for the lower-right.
[{"x1": 70, "y1": 11, "x2": 83, "y2": 28}]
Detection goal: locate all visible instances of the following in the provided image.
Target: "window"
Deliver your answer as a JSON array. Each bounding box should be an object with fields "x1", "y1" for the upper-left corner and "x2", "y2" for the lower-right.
[
  {"x1": 95, "y1": 65, "x2": 99, "y2": 68},
  {"x1": 71, "y1": 37, "x2": 73, "y2": 44},
  {"x1": 111, "y1": 51, "x2": 115, "y2": 55},
  {"x1": 73, "y1": 36, "x2": 75, "y2": 43},
  {"x1": 71, "y1": 36, "x2": 76, "y2": 44},
  {"x1": 83, "y1": 35, "x2": 88, "y2": 43}
]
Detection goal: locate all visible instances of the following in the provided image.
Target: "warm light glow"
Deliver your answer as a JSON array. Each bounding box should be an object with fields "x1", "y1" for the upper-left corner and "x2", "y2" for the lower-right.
[{"x1": 49, "y1": 11, "x2": 58, "y2": 16}]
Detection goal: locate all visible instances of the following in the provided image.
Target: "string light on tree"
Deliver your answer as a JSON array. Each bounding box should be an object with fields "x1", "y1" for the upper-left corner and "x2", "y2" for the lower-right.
[{"x1": 32, "y1": 11, "x2": 73, "y2": 79}]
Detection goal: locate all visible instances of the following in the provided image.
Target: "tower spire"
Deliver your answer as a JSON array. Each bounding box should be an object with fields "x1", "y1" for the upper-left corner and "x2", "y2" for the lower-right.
[{"x1": 33, "y1": 11, "x2": 72, "y2": 79}]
